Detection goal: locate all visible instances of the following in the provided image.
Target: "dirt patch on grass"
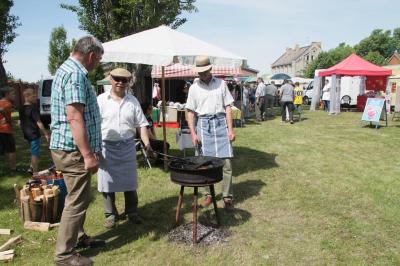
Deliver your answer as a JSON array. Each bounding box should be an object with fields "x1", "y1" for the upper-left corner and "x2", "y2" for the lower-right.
[{"x1": 168, "y1": 223, "x2": 231, "y2": 245}]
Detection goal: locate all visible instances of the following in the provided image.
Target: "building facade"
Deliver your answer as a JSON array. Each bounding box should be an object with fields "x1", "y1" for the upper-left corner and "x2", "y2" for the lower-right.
[
  {"x1": 271, "y1": 42, "x2": 322, "y2": 77},
  {"x1": 387, "y1": 51, "x2": 400, "y2": 66}
]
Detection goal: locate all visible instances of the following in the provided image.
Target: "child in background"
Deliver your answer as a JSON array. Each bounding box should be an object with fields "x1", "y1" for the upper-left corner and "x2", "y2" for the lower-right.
[
  {"x1": 19, "y1": 87, "x2": 50, "y2": 174},
  {"x1": 293, "y1": 82, "x2": 304, "y2": 114},
  {"x1": 140, "y1": 102, "x2": 170, "y2": 155},
  {"x1": 0, "y1": 86, "x2": 18, "y2": 172}
]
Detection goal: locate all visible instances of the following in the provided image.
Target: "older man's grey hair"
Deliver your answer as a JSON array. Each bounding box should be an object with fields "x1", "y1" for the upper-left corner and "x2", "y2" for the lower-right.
[{"x1": 73, "y1": 36, "x2": 104, "y2": 56}]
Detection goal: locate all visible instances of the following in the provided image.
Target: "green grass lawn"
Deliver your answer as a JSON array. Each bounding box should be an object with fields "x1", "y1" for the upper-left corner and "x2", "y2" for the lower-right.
[{"x1": 1, "y1": 110, "x2": 400, "y2": 265}]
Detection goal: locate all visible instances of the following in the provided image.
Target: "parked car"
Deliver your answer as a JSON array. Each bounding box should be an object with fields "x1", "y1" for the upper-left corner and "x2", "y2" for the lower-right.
[
  {"x1": 38, "y1": 78, "x2": 53, "y2": 127},
  {"x1": 303, "y1": 81, "x2": 314, "y2": 105}
]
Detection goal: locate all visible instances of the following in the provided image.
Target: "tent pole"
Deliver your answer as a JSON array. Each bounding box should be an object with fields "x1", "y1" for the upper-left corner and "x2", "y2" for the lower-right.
[{"x1": 161, "y1": 66, "x2": 168, "y2": 170}]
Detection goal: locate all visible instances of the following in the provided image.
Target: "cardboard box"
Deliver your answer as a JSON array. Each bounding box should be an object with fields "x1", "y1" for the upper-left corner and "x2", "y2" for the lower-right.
[{"x1": 160, "y1": 107, "x2": 178, "y2": 122}]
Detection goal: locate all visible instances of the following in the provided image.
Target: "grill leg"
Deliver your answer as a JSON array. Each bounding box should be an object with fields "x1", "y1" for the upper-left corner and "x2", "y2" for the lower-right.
[
  {"x1": 175, "y1": 186, "x2": 184, "y2": 226},
  {"x1": 209, "y1": 185, "x2": 220, "y2": 226},
  {"x1": 192, "y1": 187, "x2": 198, "y2": 244}
]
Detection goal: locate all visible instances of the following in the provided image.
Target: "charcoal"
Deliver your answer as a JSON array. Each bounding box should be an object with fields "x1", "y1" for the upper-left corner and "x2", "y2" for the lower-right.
[{"x1": 168, "y1": 222, "x2": 231, "y2": 245}]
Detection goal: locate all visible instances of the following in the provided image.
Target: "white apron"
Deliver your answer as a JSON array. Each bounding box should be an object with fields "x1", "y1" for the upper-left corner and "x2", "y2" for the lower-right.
[{"x1": 97, "y1": 138, "x2": 138, "y2": 192}]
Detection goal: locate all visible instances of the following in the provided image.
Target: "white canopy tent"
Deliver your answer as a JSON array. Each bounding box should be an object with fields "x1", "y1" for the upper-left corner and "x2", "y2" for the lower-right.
[
  {"x1": 102, "y1": 25, "x2": 245, "y2": 67},
  {"x1": 101, "y1": 25, "x2": 246, "y2": 165}
]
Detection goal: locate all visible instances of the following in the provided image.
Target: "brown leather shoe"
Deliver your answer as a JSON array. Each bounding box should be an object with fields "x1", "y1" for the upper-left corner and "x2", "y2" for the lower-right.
[
  {"x1": 55, "y1": 253, "x2": 93, "y2": 266},
  {"x1": 223, "y1": 198, "x2": 234, "y2": 212},
  {"x1": 201, "y1": 195, "x2": 213, "y2": 208}
]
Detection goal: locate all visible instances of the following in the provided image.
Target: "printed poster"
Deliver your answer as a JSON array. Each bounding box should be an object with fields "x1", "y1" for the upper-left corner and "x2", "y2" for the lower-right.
[{"x1": 361, "y1": 98, "x2": 385, "y2": 123}]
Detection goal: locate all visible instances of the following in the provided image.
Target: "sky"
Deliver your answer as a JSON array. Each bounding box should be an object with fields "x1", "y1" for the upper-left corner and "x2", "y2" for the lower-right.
[{"x1": 4, "y1": 0, "x2": 400, "y2": 82}]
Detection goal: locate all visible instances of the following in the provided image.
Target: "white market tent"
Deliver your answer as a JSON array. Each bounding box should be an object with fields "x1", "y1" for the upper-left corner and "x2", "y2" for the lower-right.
[
  {"x1": 101, "y1": 25, "x2": 246, "y2": 163},
  {"x1": 102, "y1": 25, "x2": 245, "y2": 67}
]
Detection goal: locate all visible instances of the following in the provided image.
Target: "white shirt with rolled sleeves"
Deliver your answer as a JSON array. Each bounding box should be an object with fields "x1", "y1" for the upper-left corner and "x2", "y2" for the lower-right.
[
  {"x1": 186, "y1": 77, "x2": 234, "y2": 115},
  {"x1": 255, "y1": 82, "x2": 267, "y2": 97},
  {"x1": 97, "y1": 91, "x2": 148, "y2": 141}
]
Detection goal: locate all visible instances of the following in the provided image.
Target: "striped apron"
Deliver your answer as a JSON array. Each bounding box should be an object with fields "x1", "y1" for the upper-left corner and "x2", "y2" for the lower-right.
[
  {"x1": 196, "y1": 113, "x2": 233, "y2": 159},
  {"x1": 97, "y1": 138, "x2": 138, "y2": 193}
]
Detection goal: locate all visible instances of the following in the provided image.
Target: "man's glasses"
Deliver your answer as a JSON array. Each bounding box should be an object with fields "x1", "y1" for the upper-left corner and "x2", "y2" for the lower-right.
[{"x1": 112, "y1": 76, "x2": 129, "y2": 83}]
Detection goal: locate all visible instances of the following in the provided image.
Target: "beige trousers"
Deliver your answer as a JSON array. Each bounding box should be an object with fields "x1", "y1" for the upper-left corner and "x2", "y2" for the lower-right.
[{"x1": 51, "y1": 150, "x2": 92, "y2": 262}]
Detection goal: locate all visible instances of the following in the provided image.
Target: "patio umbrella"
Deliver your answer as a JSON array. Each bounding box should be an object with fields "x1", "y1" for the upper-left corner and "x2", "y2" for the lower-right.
[
  {"x1": 244, "y1": 76, "x2": 257, "y2": 83},
  {"x1": 102, "y1": 25, "x2": 246, "y2": 168},
  {"x1": 259, "y1": 73, "x2": 272, "y2": 82},
  {"x1": 270, "y1": 73, "x2": 291, "y2": 80}
]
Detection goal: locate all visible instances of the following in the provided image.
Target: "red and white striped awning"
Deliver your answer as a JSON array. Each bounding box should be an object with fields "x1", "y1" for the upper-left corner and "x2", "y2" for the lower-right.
[{"x1": 151, "y1": 63, "x2": 241, "y2": 78}]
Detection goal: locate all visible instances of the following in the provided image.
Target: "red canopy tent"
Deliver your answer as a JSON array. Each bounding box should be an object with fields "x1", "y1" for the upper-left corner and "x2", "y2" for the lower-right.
[
  {"x1": 319, "y1": 54, "x2": 392, "y2": 77},
  {"x1": 315, "y1": 54, "x2": 392, "y2": 113}
]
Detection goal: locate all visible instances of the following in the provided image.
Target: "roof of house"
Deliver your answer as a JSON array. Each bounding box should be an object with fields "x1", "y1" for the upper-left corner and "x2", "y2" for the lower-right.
[
  {"x1": 271, "y1": 42, "x2": 321, "y2": 67},
  {"x1": 388, "y1": 51, "x2": 400, "y2": 62},
  {"x1": 271, "y1": 45, "x2": 311, "y2": 67}
]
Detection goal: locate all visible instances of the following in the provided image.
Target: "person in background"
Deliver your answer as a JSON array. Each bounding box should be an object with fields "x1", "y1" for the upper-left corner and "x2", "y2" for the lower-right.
[
  {"x1": 242, "y1": 83, "x2": 250, "y2": 120},
  {"x1": 0, "y1": 86, "x2": 18, "y2": 172},
  {"x1": 140, "y1": 102, "x2": 170, "y2": 156},
  {"x1": 293, "y1": 82, "x2": 304, "y2": 115},
  {"x1": 19, "y1": 87, "x2": 50, "y2": 174},
  {"x1": 322, "y1": 79, "x2": 331, "y2": 112},
  {"x1": 186, "y1": 55, "x2": 235, "y2": 211},
  {"x1": 264, "y1": 81, "x2": 278, "y2": 118},
  {"x1": 182, "y1": 82, "x2": 190, "y2": 103},
  {"x1": 152, "y1": 82, "x2": 161, "y2": 106},
  {"x1": 255, "y1": 77, "x2": 267, "y2": 122},
  {"x1": 177, "y1": 82, "x2": 190, "y2": 104},
  {"x1": 97, "y1": 68, "x2": 153, "y2": 229},
  {"x1": 248, "y1": 83, "x2": 256, "y2": 112},
  {"x1": 279, "y1": 79, "x2": 295, "y2": 124},
  {"x1": 50, "y1": 36, "x2": 105, "y2": 266}
]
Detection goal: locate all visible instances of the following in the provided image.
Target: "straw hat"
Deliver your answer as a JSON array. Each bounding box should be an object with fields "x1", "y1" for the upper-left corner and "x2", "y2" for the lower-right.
[
  {"x1": 193, "y1": 56, "x2": 212, "y2": 73},
  {"x1": 110, "y1": 68, "x2": 131, "y2": 78}
]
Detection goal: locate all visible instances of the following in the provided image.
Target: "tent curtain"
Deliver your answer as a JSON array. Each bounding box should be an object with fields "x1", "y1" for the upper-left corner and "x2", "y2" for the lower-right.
[
  {"x1": 329, "y1": 75, "x2": 341, "y2": 114},
  {"x1": 310, "y1": 76, "x2": 321, "y2": 111},
  {"x1": 359, "y1": 76, "x2": 366, "y2": 96},
  {"x1": 395, "y1": 79, "x2": 400, "y2": 112}
]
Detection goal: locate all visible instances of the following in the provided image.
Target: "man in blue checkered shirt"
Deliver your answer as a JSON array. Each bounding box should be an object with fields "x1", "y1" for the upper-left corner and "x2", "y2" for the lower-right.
[{"x1": 50, "y1": 35, "x2": 104, "y2": 266}]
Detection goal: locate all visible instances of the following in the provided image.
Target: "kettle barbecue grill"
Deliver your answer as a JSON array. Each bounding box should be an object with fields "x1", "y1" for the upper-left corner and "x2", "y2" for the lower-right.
[{"x1": 167, "y1": 155, "x2": 224, "y2": 244}]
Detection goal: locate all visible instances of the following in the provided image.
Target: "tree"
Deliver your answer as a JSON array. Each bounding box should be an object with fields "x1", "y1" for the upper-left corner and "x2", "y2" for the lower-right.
[
  {"x1": 0, "y1": 0, "x2": 20, "y2": 86},
  {"x1": 363, "y1": 51, "x2": 386, "y2": 66},
  {"x1": 61, "y1": 0, "x2": 197, "y2": 100},
  {"x1": 354, "y1": 29, "x2": 396, "y2": 59},
  {"x1": 48, "y1": 26, "x2": 71, "y2": 75},
  {"x1": 393, "y1": 27, "x2": 400, "y2": 51},
  {"x1": 303, "y1": 43, "x2": 354, "y2": 78}
]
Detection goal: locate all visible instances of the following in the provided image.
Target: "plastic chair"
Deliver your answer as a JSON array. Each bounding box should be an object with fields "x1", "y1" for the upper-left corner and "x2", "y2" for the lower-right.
[{"x1": 341, "y1": 95, "x2": 351, "y2": 112}]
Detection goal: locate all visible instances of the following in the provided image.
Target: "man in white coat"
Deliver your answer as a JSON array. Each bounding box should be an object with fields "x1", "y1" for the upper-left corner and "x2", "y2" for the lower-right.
[
  {"x1": 97, "y1": 68, "x2": 153, "y2": 228},
  {"x1": 322, "y1": 79, "x2": 331, "y2": 112}
]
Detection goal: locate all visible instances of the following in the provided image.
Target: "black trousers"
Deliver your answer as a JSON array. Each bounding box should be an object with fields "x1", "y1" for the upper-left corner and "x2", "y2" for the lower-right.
[
  {"x1": 102, "y1": 191, "x2": 138, "y2": 219},
  {"x1": 150, "y1": 139, "x2": 170, "y2": 153}
]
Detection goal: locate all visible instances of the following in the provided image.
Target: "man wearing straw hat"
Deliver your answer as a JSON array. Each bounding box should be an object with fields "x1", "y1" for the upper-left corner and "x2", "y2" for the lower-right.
[
  {"x1": 186, "y1": 55, "x2": 235, "y2": 211},
  {"x1": 97, "y1": 67, "x2": 153, "y2": 229}
]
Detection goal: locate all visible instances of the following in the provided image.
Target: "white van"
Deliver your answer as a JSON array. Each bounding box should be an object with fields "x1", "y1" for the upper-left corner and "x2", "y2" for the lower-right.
[
  {"x1": 38, "y1": 78, "x2": 53, "y2": 127},
  {"x1": 303, "y1": 76, "x2": 361, "y2": 106}
]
